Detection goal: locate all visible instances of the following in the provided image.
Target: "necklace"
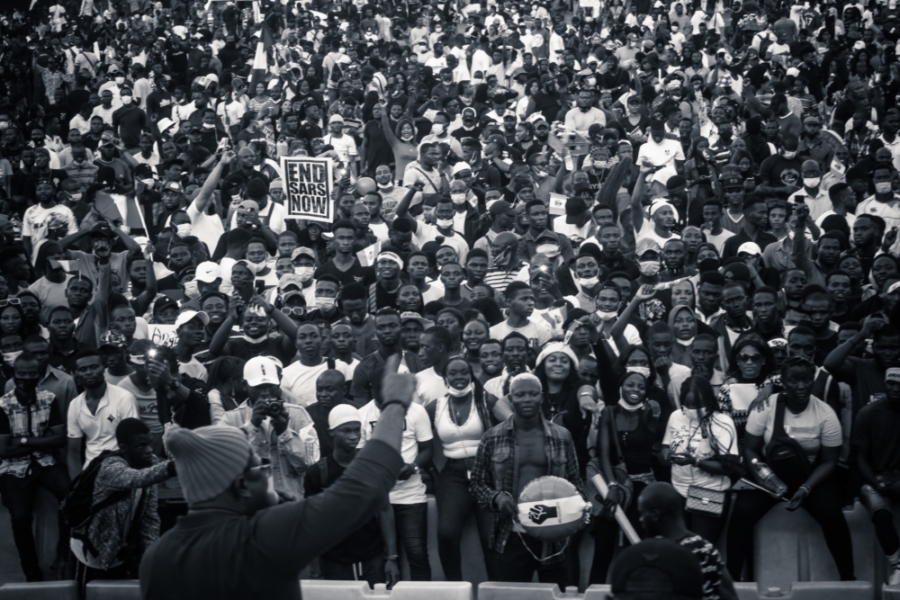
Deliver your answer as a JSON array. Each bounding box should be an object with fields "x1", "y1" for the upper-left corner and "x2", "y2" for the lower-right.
[{"x1": 451, "y1": 396, "x2": 471, "y2": 425}]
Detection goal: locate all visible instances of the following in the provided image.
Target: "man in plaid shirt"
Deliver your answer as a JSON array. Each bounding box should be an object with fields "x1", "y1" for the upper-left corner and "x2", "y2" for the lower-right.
[{"x1": 470, "y1": 372, "x2": 584, "y2": 588}]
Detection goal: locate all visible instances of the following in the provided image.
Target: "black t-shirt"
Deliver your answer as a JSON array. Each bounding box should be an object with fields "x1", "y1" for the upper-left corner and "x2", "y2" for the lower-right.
[
  {"x1": 851, "y1": 398, "x2": 900, "y2": 476},
  {"x1": 303, "y1": 454, "x2": 384, "y2": 562},
  {"x1": 315, "y1": 258, "x2": 375, "y2": 287}
]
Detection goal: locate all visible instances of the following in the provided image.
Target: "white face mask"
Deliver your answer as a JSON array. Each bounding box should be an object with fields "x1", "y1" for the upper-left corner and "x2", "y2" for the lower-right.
[
  {"x1": 70, "y1": 192, "x2": 82, "y2": 201},
  {"x1": 782, "y1": 149, "x2": 797, "y2": 159},
  {"x1": 244, "y1": 260, "x2": 266, "y2": 274},
  {"x1": 578, "y1": 275, "x2": 600, "y2": 288},
  {"x1": 676, "y1": 337, "x2": 694, "y2": 347},
  {"x1": 876, "y1": 182, "x2": 893, "y2": 194},
  {"x1": 2, "y1": 350, "x2": 22, "y2": 367},
  {"x1": 803, "y1": 177, "x2": 821, "y2": 188},
  {"x1": 682, "y1": 406, "x2": 703, "y2": 421},
  {"x1": 377, "y1": 182, "x2": 393, "y2": 189},
  {"x1": 203, "y1": 122, "x2": 215, "y2": 129},
  {"x1": 115, "y1": 76, "x2": 125, "y2": 85},
  {"x1": 535, "y1": 169, "x2": 548, "y2": 179},
  {"x1": 316, "y1": 297, "x2": 336, "y2": 310},
  {"x1": 432, "y1": 123, "x2": 446, "y2": 135},
  {"x1": 626, "y1": 365, "x2": 651, "y2": 377},
  {"x1": 121, "y1": 95, "x2": 133, "y2": 105},
  {"x1": 595, "y1": 309, "x2": 618, "y2": 321},
  {"x1": 183, "y1": 279, "x2": 200, "y2": 300},
  {"x1": 639, "y1": 260, "x2": 661, "y2": 276},
  {"x1": 295, "y1": 266, "x2": 315, "y2": 282},
  {"x1": 176, "y1": 223, "x2": 192, "y2": 238},
  {"x1": 447, "y1": 382, "x2": 473, "y2": 397},
  {"x1": 400, "y1": 133, "x2": 415, "y2": 142},
  {"x1": 436, "y1": 218, "x2": 454, "y2": 230},
  {"x1": 451, "y1": 193, "x2": 467, "y2": 205}
]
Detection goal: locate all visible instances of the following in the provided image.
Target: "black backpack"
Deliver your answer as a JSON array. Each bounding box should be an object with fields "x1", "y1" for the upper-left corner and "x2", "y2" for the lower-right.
[
  {"x1": 764, "y1": 394, "x2": 812, "y2": 491},
  {"x1": 63, "y1": 450, "x2": 131, "y2": 558}
]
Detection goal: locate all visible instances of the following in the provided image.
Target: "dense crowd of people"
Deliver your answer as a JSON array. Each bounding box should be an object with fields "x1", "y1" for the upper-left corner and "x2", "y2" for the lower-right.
[{"x1": 0, "y1": 0, "x2": 899, "y2": 596}]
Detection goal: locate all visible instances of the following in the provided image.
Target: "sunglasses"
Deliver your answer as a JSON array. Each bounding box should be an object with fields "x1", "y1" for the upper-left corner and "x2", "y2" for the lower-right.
[
  {"x1": 281, "y1": 307, "x2": 306, "y2": 317},
  {"x1": 0, "y1": 298, "x2": 21, "y2": 308},
  {"x1": 737, "y1": 353, "x2": 764, "y2": 363}
]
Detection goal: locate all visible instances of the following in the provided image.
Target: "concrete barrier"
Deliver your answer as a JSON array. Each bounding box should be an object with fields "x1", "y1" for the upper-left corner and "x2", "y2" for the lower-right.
[
  {"x1": 0, "y1": 581, "x2": 78, "y2": 600},
  {"x1": 85, "y1": 580, "x2": 141, "y2": 600},
  {"x1": 301, "y1": 580, "x2": 473, "y2": 600},
  {"x1": 733, "y1": 582, "x2": 873, "y2": 600},
  {"x1": 477, "y1": 582, "x2": 612, "y2": 599}
]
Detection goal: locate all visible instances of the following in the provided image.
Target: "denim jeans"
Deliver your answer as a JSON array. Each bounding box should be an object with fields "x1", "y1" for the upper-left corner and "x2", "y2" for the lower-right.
[
  {"x1": 434, "y1": 458, "x2": 492, "y2": 581},
  {"x1": 392, "y1": 502, "x2": 431, "y2": 581},
  {"x1": 0, "y1": 462, "x2": 71, "y2": 581}
]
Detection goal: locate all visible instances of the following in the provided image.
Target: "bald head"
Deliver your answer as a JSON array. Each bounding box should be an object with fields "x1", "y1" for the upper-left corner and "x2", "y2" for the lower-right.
[
  {"x1": 494, "y1": 232, "x2": 519, "y2": 249},
  {"x1": 315, "y1": 369, "x2": 346, "y2": 409}
]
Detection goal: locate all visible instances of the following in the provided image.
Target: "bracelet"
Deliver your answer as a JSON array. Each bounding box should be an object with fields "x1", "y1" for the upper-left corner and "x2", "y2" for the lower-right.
[
  {"x1": 380, "y1": 399, "x2": 408, "y2": 413},
  {"x1": 607, "y1": 481, "x2": 619, "y2": 489},
  {"x1": 799, "y1": 484, "x2": 811, "y2": 495},
  {"x1": 385, "y1": 555, "x2": 399, "y2": 562}
]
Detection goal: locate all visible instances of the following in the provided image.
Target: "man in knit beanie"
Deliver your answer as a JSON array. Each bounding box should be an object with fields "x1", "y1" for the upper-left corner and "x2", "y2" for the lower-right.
[{"x1": 140, "y1": 357, "x2": 414, "y2": 599}]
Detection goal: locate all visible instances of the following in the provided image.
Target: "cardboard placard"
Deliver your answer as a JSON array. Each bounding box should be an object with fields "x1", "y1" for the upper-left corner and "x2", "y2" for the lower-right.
[{"x1": 281, "y1": 156, "x2": 335, "y2": 223}]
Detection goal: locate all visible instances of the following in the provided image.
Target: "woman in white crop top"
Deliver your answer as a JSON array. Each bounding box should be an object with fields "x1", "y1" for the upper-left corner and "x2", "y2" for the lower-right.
[{"x1": 425, "y1": 357, "x2": 505, "y2": 582}]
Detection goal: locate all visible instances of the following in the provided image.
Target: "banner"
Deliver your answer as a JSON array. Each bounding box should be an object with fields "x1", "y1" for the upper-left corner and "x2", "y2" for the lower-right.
[
  {"x1": 281, "y1": 156, "x2": 335, "y2": 223},
  {"x1": 148, "y1": 324, "x2": 178, "y2": 348}
]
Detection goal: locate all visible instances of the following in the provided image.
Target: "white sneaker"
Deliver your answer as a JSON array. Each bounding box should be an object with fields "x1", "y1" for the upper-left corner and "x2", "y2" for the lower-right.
[{"x1": 889, "y1": 563, "x2": 900, "y2": 586}]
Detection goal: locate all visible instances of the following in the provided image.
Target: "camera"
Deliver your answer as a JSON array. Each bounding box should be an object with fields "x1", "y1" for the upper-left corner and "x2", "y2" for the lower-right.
[{"x1": 265, "y1": 400, "x2": 284, "y2": 417}]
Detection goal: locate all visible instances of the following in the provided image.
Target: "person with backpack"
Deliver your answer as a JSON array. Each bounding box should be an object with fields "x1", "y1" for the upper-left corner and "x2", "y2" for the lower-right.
[
  {"x1": 0, "y1": 351, "x2": 69, "y2": 582},
  {"x1": 303, "y1": 404, "x2": 399, "y2": 588},
  {"x1": 726, "y1": 355, "x2": 854, "y2": 581},
  {"x1": 68, "y1": 418, "x2": 176, "y2": 591}
]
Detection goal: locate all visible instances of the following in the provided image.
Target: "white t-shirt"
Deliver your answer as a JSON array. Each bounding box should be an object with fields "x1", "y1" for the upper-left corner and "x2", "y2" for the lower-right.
[
  {"x1": 358, "y1": 400, "x2": 433, "y2": 504},
  {"x1": 663, "y1": 409, "x2": 739, "y2": 497},
  {"x1": 228, "y1": 200, "x2": 288, "y2": 235},
  {"x1": 22, "y1": 204, "x2": 78, "y2": 262},
  {"x1": 636, "y1": 138, "x2": 685, "y2": 170},
  {"x1": 704, "y1": 229, "x2": 735, "y2": 255},
  {"x1": 636, "y1": 220, "x2": 681, "y2": 248},
  {"x1": 187, "y1": 199, "x2": 225, "y2": 254},
  {"x1": 281, "y1": 359, "x2": 351, "y2": 407},
  {"x1": 322, "y1": 133, "x2": 358, "y2": 164},
  {"x1": 67, "y1": 384, "x2": 138, "y2": 466},
  {"x1": 413, "y1": 222, "x2": 469, "y2": 263},
  {"x1": 490, "y1": 319, "x2": 553, "y2": 352},
  {"x1": 745, "y1": 394, "x2": 842, "y2": 463},
  {"x1": 415, "y1": 367, "x2": 447, "y2": 407}
]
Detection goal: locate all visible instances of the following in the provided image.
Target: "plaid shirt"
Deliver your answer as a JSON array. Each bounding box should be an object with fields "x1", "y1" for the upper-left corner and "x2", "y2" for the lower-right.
[
  {"x1": 844, "y1": 127, "x2": 877, "y2": 164},
  {"x1": 470, "y1": 416, "x2": 584, "y2": 560},
  {"x1": 0, "y1": 389, "x2": 59, "y2": 477}
]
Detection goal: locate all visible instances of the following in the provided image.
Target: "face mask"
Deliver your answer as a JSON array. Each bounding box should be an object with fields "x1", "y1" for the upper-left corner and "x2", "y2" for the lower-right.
[
  {"x1": 69, "y1": 192, "x2": 82, "y2": 201},
  {"x1": 432, "y1": 123, "x2": 446, "y2": 136},
  {"x1": 296, "y1": 266, "x2": 315, "y2": 282},
  {"x1": 535, "y1": 169, "x2": 549, "y2": 178},
  {"x1": 451, "y1": 193, "x2": 467, "y2": 205},
  {"x1": 176, "y1": 223, "x2": 192, "y2": 238},
  {"x1": 618, "y1": 397, "x2": 644, "y2": 411},
  {"x1": 121, "y1": 95, "x2": 133, "y2": 104},
  {"x1": 676, "y1": 337, "x2": 694, "y2": 347},
  {"x1": 586, "y1": 77, "x2": 597, "y2": 87},
  {"x1": 876, "y1": 181, "x2": 894, "y2": 194},
  {"x1": 244, "y1": 260, "x2": 266, "y2": 274},
  {"x1": 316, "y1": 297, "x2": 336, "y2": 310},
  {"x1": 436, "y1": 218, "x2": 454, "y2": 230},
  {"x1": 803, "y1": 177, "x2": 821, "y2": 188},
  {"x1": 115, "y1": 76, "x2": 125, "y2": 85},
  {"x1": 782, "y1": 149, "x2": 797, "y2": 159},
  {"x1": 595, "y1": 309, "x2": 618, "y2": 321},
  {"x1": 682, "y1": 407, "x2": 702, "y2": 421},
  {"x1": 578, "y1": 275, "x2": 600, "y2": 288},
  {"x1": 14, "y1": 376, "x2": 39, "y2": 395},
  {"x1": 3, "y1": 350, "x2": 22, "y2": 367},
  {"x1": 447, "y1": 382, "x2": 473, "y2": 397},
  {"x1": 400, "y1": 133, "x2": 414, "y2": 142},
  {"x1": 203, "y1": 122, "x2": 215, "y2": 129},
  {"x1": 698, "y1": 257, "x2": 720, "y2": 272},
  {"x1": 639, "y1": 260, "x2": 661, "y2": 276},
  {"x1": 626, "y1": 365, "x2": 651, "y2": 377}
]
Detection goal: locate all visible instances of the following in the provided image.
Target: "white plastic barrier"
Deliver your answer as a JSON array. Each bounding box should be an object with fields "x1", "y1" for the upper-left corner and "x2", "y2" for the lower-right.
[
  {"x1": 884, "y1": 584, "x2": 900, "y2": 600},
  {"x1": 733, "y1": 582, "x2": 873, "y2": 600},
  {"x1": 85, "y1": 580, "x2": 141, "y2": 600},
  {"x1": 301, "y1": 580, "x2": 473, "y2": 600},
  {"x1": 477, "y1": 582, "x2": 612, "y2": 600}
]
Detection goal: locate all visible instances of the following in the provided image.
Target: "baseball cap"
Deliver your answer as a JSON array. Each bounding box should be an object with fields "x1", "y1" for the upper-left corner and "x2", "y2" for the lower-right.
[
  {"x1": 194, "y1": 262, "x2": 221, "y2": 283},
  {"x1": 291, "y1": 247, "x2": 317, "y2": 261},
  {"x1": 635, "y1": 237, "x2": 662, "y2": 257},
  {"x1": 157, "y1": 117, "x2": 176, "y2": 135},
  {"x1": 329, "y1": 114, "x2": 344, "y2": 124},
  {"x1": 90, "y1": 221, "x2": 116, "y2": 238},
  {"x1": 400, "y1": 312, "x2": 433, "y2": 328},
  {"x1": 737, "y1": 242, "x2": 762, "y2": 256},
  {"x1": 163, "y1": 181, "x2": 184, "y2": 194},
  {"x1": 720, "y1": 173, "x2": 743, "y2": 189},
  {"x1": 98, "y1": 330, "x2": 127, "y2": 350},
  {"x1": 244, "y1": 356, "x2": 281, "y2": 386},
  {"x1": 886, "y1": 367, "x2": 900, "y2": 383},
  {"x1": 174, "y1": 310, "x2": 210, "y2": 330},
  {"x1": 489, "y1": 200, "x2": 516, "y2": 216},
  {"x1": 278, "y1": 273, "x2": 304, "y2": 290},
  {"x1": 451, "y1": 162, "x2": 473, "y2": 176},
  {"x1": 100, "y1": 131, "x2": 116, "y2": 146},
  {"x1": 153, "y1": 296, "x2": 179, "y2": 314},
  {"x1": 610, "y1": 538, "x2": 704, "y2": 597}
]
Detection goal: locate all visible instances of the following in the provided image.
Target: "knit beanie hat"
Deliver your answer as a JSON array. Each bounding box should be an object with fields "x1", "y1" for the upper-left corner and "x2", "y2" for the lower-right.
[{"x1": 163, "y1": 425, "x2": 252, "y2": 504}]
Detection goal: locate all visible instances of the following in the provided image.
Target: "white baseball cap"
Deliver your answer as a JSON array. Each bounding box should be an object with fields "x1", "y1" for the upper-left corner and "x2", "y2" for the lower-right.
[
  {"x1": 244, "y1": 356, "x2": 281, "y2": 387},
  {"x1": 328, "y1": 404, "x2": 362, "y2": 429},
  {"x1": 194, "y1": 261, "x2": 221, "y2": 283},
  {"x1": 174, "y1": 310, "x2": 210, "y2": 330}
]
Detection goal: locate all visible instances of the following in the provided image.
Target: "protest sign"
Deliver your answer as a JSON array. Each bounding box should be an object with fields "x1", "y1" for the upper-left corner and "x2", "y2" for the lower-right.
[
  {"x1": 148, "y1": 324, "x2": 178, "y2": 348},
  {"x1": 281, "y1": 156, "x2": 334, "y2": 223}
]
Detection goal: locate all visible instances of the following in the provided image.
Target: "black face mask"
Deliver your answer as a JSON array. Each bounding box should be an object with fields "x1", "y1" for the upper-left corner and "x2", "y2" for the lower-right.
[
  {"x1": 698, "y1": 257, "x2": 720, "y2": 273},
  {"x1": 14, "y1": 377, "x2": 39, "y2": 396}
]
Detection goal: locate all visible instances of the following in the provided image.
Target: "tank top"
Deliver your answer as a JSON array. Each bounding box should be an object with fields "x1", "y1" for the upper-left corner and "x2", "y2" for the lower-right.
[{"x1": 435, "y1": 395, "x2": 485, "y2": 460}]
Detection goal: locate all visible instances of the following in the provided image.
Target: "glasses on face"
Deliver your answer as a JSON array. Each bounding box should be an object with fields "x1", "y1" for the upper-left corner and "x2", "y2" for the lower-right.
[
  {"x1": 737, "y1": 353, "x2": 764, "y2": 363},
  {"x1": 281, "y1": 307, "x2": 306, "y2": 317},
  {"x1": 0, "y1": 298, "x2": 21, "y2": 308}
]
